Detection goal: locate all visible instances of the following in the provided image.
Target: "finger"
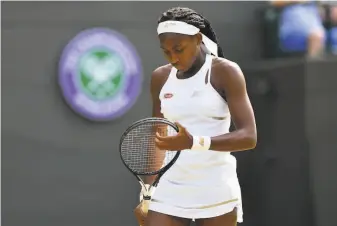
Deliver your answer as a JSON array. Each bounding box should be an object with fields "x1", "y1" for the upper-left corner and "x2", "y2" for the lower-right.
[
  {"x1": 135, "y1": 212, "x2": 146, "y2": 226},
  {"x1": 155, "y1": 132, "x2": 166, "y2": 141},
  {"x1": 155, "y1": 140, "x2": 175, "y2": 150},
  {"x1": 134, "y1": 204, "x2": 147, "y2": 224},
  {"x1": 155, "y1": 132, "x2": 164, "y2": 139},
  {"x1": 155, "y1": 139, "x2": 167, "y2": 150},
  {"x1": 156, "y1": 132, "x2": 174, "y2": 142},
  {"x1": 174, "y1": 122, "x2": 186, "y2": 132},
  {"x1": 155, "y1": 140, "x2": 178, "y2": 151}
]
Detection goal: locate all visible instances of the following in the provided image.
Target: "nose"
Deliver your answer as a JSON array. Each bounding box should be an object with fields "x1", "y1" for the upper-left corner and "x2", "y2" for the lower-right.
[{"x1": 167, "y1": 53, "x2": 179, "y2": 65}]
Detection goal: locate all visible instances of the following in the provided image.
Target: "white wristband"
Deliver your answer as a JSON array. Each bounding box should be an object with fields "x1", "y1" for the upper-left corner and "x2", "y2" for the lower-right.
[{"x1": 191, "y1": 136, "x2": 211, "y2": 151}]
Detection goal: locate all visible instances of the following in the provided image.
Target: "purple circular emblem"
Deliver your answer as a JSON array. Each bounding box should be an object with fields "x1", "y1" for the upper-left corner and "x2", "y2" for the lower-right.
[{"x1": 58, "y1": 27, "x2": 143, "y2": 121}]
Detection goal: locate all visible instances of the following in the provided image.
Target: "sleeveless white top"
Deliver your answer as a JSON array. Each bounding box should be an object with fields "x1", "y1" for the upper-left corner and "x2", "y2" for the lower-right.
[{"x1": 150, "y1": 54, "x2": 243, "y2": 221}]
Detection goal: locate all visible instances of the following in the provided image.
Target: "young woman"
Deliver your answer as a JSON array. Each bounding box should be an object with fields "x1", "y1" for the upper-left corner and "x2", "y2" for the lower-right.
[{"x1": 135, "y1": 6, "x2": 257, "y2": 226}]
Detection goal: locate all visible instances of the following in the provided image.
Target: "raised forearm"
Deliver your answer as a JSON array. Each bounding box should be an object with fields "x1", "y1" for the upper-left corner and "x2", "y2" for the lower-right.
[{"x1": 209, "y1": 129, "x2": 256, "y2": 152}]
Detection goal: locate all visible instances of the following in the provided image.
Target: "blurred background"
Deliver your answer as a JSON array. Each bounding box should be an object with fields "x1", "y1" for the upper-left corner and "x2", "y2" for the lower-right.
[{"x1": 2, "y1": 1, "x2": 337, "y2": 226}]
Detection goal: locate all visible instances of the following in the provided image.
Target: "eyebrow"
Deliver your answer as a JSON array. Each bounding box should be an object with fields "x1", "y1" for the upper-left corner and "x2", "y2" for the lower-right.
[{"x1": 160, "y1": 44, "x2": 183, "y2": 50}]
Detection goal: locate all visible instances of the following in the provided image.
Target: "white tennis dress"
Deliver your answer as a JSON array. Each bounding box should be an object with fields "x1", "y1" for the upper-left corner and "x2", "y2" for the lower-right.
[{"x1": 148, "y1": 54, "x2": 243, "y2": 222}]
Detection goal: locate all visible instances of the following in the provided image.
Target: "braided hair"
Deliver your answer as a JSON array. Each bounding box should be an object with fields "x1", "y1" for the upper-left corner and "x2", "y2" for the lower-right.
[{"x1": 158, "y1": 7, "x2": 224, "y2": 58}]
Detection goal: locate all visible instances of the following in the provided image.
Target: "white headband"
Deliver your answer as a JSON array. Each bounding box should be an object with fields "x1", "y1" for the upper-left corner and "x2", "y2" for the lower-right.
[{"x1": 157, "y1": 20, "x2": 218, "y2": 57}]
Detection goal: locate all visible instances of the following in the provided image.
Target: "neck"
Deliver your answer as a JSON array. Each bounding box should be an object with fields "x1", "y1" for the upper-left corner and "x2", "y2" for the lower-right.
[{"x1": 178, "y1": 50, "x2": 207, "y2": 79}]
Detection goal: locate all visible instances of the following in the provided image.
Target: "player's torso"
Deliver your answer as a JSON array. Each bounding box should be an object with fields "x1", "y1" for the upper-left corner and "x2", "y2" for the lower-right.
[
  {"x1": 159, "y1": 54, "x2": 230, "y2": 138},
  {"x1": 158, "y1": 54, "x2": 236, "y2": 185}
]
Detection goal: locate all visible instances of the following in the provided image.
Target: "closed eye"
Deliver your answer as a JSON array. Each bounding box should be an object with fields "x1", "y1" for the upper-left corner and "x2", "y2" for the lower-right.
[{"x1": 174, "y1": 48, "x2": 185, "y2": 53}]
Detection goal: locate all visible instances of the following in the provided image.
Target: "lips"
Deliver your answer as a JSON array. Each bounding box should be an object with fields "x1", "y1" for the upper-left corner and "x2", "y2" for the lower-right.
[{"x1": 172, "y1": 63, "x2": 184, "y2": 70}]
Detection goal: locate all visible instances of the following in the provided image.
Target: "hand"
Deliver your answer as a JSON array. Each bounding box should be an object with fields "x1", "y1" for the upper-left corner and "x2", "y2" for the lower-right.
[
  {"x1": 155, "y1": 122, "x2": 193, "y2": 151},
  {"x1": 135, "y1": 184, "x2": 151, "y2": 226},
  {"x1": 134, "y1": 202, "x2": 147, "y2": 226}
]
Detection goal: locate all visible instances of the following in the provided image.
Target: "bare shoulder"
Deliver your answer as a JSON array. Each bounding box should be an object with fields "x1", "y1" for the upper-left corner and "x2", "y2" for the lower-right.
[
  {"x1": 150, "y1": 64, "x2": 172, "y2": 95},
  {"x1": 211, "y1": 57, "x2": 245, "y2": 86},
  {"x1": 212, "y1": 57, "x2": 243, "y2": 77},
  {"x1": 151, "y1": 64, "x2": 172, "y2": 83}
]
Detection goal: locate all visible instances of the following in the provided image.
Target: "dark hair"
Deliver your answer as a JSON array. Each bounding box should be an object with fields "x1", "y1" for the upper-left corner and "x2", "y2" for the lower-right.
[{"x1": 158, "y1": 7, "x2": 224, "y2": 58}]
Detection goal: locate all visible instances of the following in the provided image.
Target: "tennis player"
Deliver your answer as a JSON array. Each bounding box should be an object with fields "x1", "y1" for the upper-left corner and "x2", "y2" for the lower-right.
[{"x1": 135, "y1": 7, "x2": 257, "y2": 226}]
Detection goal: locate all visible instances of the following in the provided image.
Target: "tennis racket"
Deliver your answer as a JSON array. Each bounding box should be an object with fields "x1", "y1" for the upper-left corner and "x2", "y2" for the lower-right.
[{"x1": 119, "y1": 117, "x2": 181, "y2": 217}]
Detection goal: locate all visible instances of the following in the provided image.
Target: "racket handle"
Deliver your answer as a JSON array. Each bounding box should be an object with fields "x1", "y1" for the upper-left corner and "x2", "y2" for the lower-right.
[
  {"x1": 141, "y1": 199, "x2": 150, "y2": 214},
  {"x1": 138, "y1": 199, "x2": 150, "y2": 226}
]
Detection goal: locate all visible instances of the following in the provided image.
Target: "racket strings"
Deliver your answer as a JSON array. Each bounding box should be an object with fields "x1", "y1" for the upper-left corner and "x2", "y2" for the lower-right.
[{"x1": 120, "y1": 122, "x2": 177, "y2": 174}]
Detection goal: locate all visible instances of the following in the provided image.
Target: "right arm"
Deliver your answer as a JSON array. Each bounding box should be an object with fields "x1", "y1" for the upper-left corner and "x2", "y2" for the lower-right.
[
  {"x1": 151, "y1": 67, "x2": 166, "y2": 119},
  {"x1": 146, "y1": 65, "x2": 171, "y2": 184}
]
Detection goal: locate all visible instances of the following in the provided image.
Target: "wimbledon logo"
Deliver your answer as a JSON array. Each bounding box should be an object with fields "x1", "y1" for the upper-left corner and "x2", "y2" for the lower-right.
[{"x1": 58, "y1": 28, "x2": 143, "y2": 121}]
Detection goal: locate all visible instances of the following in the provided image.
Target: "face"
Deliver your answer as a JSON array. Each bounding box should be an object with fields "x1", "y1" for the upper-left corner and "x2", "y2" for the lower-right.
[{"x1": 159, "y1": 32, "x2": 202, "y2": 72}]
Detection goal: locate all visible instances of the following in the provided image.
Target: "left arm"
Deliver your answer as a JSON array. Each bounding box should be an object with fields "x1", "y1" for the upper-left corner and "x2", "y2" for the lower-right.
[{"x1": 209, "y1": 60, "x2": 257, "y2": 152}]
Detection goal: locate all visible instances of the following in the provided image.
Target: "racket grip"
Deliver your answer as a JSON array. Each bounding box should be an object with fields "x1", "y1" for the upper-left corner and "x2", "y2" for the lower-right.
[
  {"x1": 138, "y1": 199, "x2": 150, "y2": 226},
  {"x1": 141, "y1": 199, "x2": 150, "y2": 214}
]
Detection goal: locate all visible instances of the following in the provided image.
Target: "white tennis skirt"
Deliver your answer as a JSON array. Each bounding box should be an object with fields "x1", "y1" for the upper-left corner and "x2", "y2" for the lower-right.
[
  {"x1": 149, "y1": 197, "x2": 243, "y2": 222},
  {"x1": 147, "y1": 177, "x2": 243, "y2": 222}
]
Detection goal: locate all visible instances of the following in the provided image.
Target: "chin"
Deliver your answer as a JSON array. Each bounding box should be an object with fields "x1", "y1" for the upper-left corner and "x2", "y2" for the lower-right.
[
  {"x1": 173, "y1": 65, "x2": 189, "y2": 72},
  {"x1": 172, "y1": 65, "x2": 182, "y2": 70}
]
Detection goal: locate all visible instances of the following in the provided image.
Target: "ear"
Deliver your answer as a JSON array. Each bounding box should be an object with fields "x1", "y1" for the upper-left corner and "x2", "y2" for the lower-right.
[{"x1": 195, "y1": 33, "x2": 203, "y2": 46}]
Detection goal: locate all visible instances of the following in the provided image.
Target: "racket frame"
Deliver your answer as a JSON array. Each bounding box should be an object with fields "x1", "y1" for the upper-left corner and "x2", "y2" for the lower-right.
[{"x1": 119, "y1": 117, "x2": 181, "y2": 212}]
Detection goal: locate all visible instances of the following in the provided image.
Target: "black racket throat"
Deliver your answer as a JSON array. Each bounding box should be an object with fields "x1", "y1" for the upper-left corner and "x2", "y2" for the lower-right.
[
  {"x1": 136, "y1": 171, "x2": 163, "y2": 187},
  {"x1": 143, "y1": 196, "x2": 151, "y2": 200}
]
